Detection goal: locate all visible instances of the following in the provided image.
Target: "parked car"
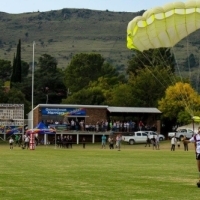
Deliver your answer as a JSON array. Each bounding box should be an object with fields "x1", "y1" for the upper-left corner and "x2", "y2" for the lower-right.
[
  {"x1": 123, "y1": 131, "x2": 147, "y2": 145},
  {"x1": 146, "y1": 131, "x2": 165, "y2": 141},
  {"x1": 168, "y1": 128, "x2": 194, "y2": 140}
]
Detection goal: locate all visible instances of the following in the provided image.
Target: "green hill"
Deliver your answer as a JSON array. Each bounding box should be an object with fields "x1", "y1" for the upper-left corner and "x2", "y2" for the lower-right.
[
  {"x1": 0, "y1": 8, "x2": 200, "y2": 74},
  {"x1": 0, "y1": 9, "x2": 139, "y2": 72}
]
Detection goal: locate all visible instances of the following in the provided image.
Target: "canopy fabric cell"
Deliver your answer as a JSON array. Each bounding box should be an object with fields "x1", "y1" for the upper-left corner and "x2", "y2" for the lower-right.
[{"x1": 127, "y1": 0, "x2": 200, "y2": 51}]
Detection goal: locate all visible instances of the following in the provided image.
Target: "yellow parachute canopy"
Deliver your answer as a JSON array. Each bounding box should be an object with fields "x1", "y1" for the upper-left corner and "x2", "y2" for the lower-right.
[
  {"x1": 127, "y1": 0, "x2": 200, "y2": 52},
  {"x1": 192, "y1": 116, "x2": 200, "y2": 122}
]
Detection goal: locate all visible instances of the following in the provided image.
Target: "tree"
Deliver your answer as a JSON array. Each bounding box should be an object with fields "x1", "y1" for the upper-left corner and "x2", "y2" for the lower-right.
[
  {"x1": 62, "y1": 87, "x2": 105, "y2": 105},
  {"x1": 10, "y1": 54, "x2": 16, "y2": 85},
  {"x1": 158, "y1": 82, "x2": 200, "y2": 124},
  {"x1": 15, "y1": 39, "x2": 22, "y2": 82},
  {"x1": 106, "y1": 83, "x2": 135, "y2": 106},
  {"x1": 10, "y1": 39, "x2": 22, "y2": 87},
  {"x1": 62, "y1": 58, "x2": 126, "y2": 105},
  {"x1": 0, "y1": 80, "x2": 7, "y2": 103},
  {"x1": 5, "y1": 88, "x2": 30, "y2": 119},
  {"x1": 62, "y1": 75, "x2": 124, "y2": 105},
  {"x1": 64, "y1": 53, "x2": 104, "y2": 93},
  {"x1": 19, "y1": 54, "x2": 67, "y2": 105},
  {"x1": 21, "y1": 60, "x2": 30, "y2": 80},
  {"x1": 0, "y1": 59, "x2": 12, "y2": 81},
  {"x1": 127, "y1": 48, "x2": 175, "y2": 76},
  {"x1": 127, "y1": 66, "x2": 174, "y2": 107},
  {"x1": 0, "y1": 86, "x2": 30, "y2": 119},
  {"x1": 37, "y1": 53, "x2": 57, "y2": 72}
]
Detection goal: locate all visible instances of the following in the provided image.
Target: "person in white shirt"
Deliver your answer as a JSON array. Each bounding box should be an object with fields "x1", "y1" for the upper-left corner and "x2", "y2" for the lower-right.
[
  {"x1": 116, "y1": 134, "x2": 122, "y2": 151},
  {"x1": 70, "y1": 119, "x2": 75, "y2": 130},
  {"x1": 183, "y1": 127, "x2": 200, "y2": 185},
  {"x1": 24, "y1": 135, "x2": 30, "y2": 149},
  {"x1": 156, "y1": 134, "x2": 160, "y2": 150},
  {"x1": 9, "y1": 137, "x2": 14, "y2": 150},
  {"x1": 171, "y1": 136, "x2": 177, "y2": 151}
]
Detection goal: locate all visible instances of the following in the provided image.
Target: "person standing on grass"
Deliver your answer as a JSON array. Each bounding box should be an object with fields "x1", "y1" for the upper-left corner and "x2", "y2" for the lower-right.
[
  {"x1": 9, "y1": 137, "x2": 14, "y2": 150},
  {"x1": 171, "y1": 135, "x2": 177, "y2": 151},
  {"x1": 14, "y1": 134, "x2": 19, "y2": 147},
  {"x1": 69, "y1": 135, "x2": 73, "y2": 148},
  {"x1": 177, "y1": 139, "x2": 180, "y2": 149},
  {"x1": 145, "y1": 135, "x2": 151, "y2": 147},
  {"x1": 18, "y1": 135, "x2": 22, "y2": 147},
  {"x1": 183, "y1": 127, "x2": 200, "y2": 183},
  {"x1": 63, "y1": 136, "x2": 67, "y2": 148},
  {"x1": 56, "y1": 136, "x2": 61, "y2": 148},
  {"x1": 151, "y1": 136, "x2": 156, "y2": 150},
  {"x1": 101, "y1": 134, "x2": 106, "y2": 149},
  {"x1": 24, "y1": 135, "x2": 30, "y2": 149},
  {"x1": 116, "y1": 134, "x2": 122, "y2": 151},
  {"x1": 156, "y1": 133, "x2": 160, "y2": 150},
  {"x1": 108, "y1": 136, "x2": 114, "y2": 149},
  {"x1": 183, "y1": 135, "x2": 188, "y2": 151},
  {"x1": 82, "y1": 137, "x2": 86, "y2": 149},
  {"x1": 35, "y1": 135, "x2": 39, "y2": 146}
]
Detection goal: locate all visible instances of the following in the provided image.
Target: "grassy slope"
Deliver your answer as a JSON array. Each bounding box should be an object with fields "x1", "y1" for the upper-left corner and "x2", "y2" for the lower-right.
[
  {"x1": 0, "y1": 9, "x2": 200, "y2": 74},
  {"x1": 0, "y1": 141, "x2": 199, "y2": 200},
  {"x1": 0, "y1": 9, "x2": 139, "y2": 72}
]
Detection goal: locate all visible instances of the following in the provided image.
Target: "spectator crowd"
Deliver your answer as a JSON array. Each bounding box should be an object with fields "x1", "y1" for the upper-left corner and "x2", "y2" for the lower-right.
[{"x1": 43, "y1": 119, "x2": 157, "y2": 133}]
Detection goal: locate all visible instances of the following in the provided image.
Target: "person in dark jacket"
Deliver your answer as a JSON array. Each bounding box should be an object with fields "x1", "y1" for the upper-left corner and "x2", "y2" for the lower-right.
[{"x1": 145, "y1": 135, "x2": 151, "y2": 147}]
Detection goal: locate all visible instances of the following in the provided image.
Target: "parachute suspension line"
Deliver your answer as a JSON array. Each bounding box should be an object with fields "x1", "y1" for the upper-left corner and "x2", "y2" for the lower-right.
[
  {"x1": 156, "y1": 48, "x2": 179, "y2": 86},
  {"x1": 171, "y1": 46, "x2": 194, "y2": 117},
  {"x1": 144, "y1": 55, "x2": 171, "y2": 87},
  {"x1": 196, "y1": 56, "x2": 200, "y2": 93},
  {"x1": 133, "y1": 49, "x2": 193, "y2": 117},
  {"x1": 126, "y1": 0, "x2": 200, "y2": 118},
  {"x1": 141, "y1": 51, "x2": 193, "y2": 114},
  {"x1": 185, "y1": 36, "x2": 195, "y2": 114},
  {"x1": 141, "y1": 51, "x2": 174, "y2": 88},
  {"x1": 186, "y1": 37, "x2": 191, "y2": 82},
  {"x1": 171, "y1": 47, "x2": 183, "y2": 81},
  {"x1": 132, "y1": 51, "x2": 167, "y2": 88},
  {"x1": 144, "y1": 65, "x2": 168, "y2": 88},
  {"x1": 157, "y1": 48, "x2": 193, "y2": 113},
  {"x1": 193, "y1": 49, "x2": 200, "y2": 94}
]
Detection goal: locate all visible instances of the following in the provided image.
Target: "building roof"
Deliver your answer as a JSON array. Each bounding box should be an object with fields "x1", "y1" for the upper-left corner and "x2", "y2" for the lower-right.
[
  {"x1": 33, "y1": 104, "x2": 161, "y2": 114},
  {"x1": 35, "y1": 104, "x2": 108, "y2": 109},
  {"x1": 107, "y1": 107, "x2": 161, "y2": 114}
]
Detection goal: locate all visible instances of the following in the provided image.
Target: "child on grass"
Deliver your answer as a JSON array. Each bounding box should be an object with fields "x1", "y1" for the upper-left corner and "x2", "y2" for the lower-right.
[
  {"x1": 177, "y1": 140, "x2": 180, "y2": 149},
  {"x1": 9, "y1": 137, "x2": 14, "y2": 150}
]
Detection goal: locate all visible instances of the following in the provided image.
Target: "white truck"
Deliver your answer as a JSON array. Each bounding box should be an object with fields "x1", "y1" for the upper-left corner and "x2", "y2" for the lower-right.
[
  {"x1": 168, "y1": 128, "x2": 194, "y2": 140},
  {"x1": 123, "y1": 131, "x2": 147, "y2": 145}
]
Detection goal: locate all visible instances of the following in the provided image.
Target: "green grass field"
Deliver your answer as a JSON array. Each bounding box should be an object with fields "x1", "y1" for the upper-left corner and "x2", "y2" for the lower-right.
[{"x1": 0, "y1": 141, "x2": 199, "y2": 200}]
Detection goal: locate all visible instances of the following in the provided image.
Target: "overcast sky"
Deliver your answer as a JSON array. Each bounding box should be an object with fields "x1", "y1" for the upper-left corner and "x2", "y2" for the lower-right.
[{"x1": 1, "y1": 0, "x2": 187, "y2": 14}]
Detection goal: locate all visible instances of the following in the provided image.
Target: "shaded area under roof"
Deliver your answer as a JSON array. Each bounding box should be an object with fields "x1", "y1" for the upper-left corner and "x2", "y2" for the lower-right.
[{"x1": 107, "y1": 107, "x2": 161, "y2": 114}]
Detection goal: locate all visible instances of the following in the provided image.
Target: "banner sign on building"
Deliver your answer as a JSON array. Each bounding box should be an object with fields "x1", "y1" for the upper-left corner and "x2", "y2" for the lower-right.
[{"x1": 41, "y1": 108, "x2": 86, "y2": 116}]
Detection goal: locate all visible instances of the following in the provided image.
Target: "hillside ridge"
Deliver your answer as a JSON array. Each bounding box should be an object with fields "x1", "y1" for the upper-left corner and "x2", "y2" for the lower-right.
[{"x1": 0, "y1": 8, "x2": 199, "y2": 73}]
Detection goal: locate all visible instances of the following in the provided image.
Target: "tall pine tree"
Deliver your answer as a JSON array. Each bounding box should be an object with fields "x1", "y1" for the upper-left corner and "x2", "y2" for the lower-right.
[
  {"x1": 10, "y1": 39, "x2": 22, "y2": 88},
  {"x1": 10, "y1": 54, "x2": 16, "y2": 88}
]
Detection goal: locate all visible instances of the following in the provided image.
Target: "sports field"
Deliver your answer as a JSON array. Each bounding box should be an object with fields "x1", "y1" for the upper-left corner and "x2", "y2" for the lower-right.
[{"x1": 0, "y1": 141, "x2": 199, "y2": 200}]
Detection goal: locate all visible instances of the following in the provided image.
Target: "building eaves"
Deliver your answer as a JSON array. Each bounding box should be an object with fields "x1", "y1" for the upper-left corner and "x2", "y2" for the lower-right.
[{"x1": 107, "y1": 107, "x2": 161, "y2": 114}]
